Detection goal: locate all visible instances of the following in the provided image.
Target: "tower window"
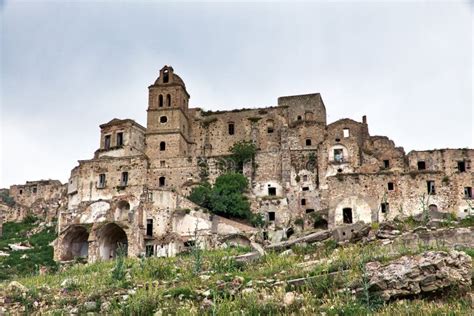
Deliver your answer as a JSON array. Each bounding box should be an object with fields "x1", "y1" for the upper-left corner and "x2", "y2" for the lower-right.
[
  {"x1": 268, "y1": 187, "x2": 276, "y2": 196},
  {"x1": 268, "y1": 212, "x2": 275, "y2": 221},
  {"x1": 228, "y1": 123, "x2": 235, "y2": 135},
  {"x1": 159, "y1": 177, "x2": 166, "y2": 187},
  {"x1": 146, "y1": 219, "x2": 153, "y2": 236},
  {"x1": 417, "y1": 161, "x2": 426, "y2": 170},
  {"x1": 383, "y1": 160, "x2": 390, "y2": 169},
  {"x1": 381, "y1": 202, "x2": 389, "y2": 213},
  {"x1": 388, "y1": 182, "x2": 394, "y2": 191},
  {"x1": 458, "y1": 161, "x2": 466, "y2": 172},
  {"x1": 104, "y1": 135, "x2": 111, "y2": 150},
  {"x1": 98, "y1": 174, "x2": 106, "y2": 188},
  {"x1": 160, "y1": 142, "x2": 166, "y2": 151},
  {"x1": 163, "y1": 69, "x2": 169, "y2": 83},
  {"x1": 343, "y1": 128, "x2": 350, "y2": 138},
  {"x1": 342, "y1": 208, "x2": 353, "y2": 224},
  {"x1": 19, "y1": 189, "x2": 23, "y2": 195},
  {"x1": 121, "y1": 172, "x2": 129, "y2": 187},
  {"x1": 301, "y1": 198, "x2": 306, "y2": 205},
  {"x1": 145, "y1": 245, "x2": 154, "y2": 257},
  {"x1": 464, "y1": 187, "x2": 472, "y2": 199},
  {"x1": 159, "y1": 95, "x2": 164, "y2": 107},
  {"x1": 302, "y1": 187, "x2": 309, "y2": 191},
  {"x1": 166, "y1": 94, "x2": 171, "y2": 107},
  {"x1": 297, "y1": 115, "x2": 302, "y2": 121},
  {"x1": 160, "y1": 116, "x2": 168, "y2": 123},
  {"x1": 116, "y1": 132, "x2": 124, "y2": 146},
  {"x1": 160, "y1": 160, "x2": 165, "y2": 167},
  {"x1": 427, "y1": 180, "x2": 435, "y2": 195},
  {"x1": 305, "y1": 139, "x2": 312, "y2": 146}
]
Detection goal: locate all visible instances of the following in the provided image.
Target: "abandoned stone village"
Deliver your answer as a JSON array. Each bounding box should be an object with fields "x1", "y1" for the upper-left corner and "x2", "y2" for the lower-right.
[{"x1": 1, "y1": 65, "x2": 473, "y2": 263}]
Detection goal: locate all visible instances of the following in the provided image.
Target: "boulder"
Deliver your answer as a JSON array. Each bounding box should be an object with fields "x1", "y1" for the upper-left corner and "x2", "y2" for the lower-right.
[
  {"x1": 366, "y1": 251, "x2": 472, "y2": 301},
  {"x1": 7, "y1": 281, "x2": 28, "y2": 293},
  {"x1": 332, "y1": 222, "x2": 371, "y2": 242}
]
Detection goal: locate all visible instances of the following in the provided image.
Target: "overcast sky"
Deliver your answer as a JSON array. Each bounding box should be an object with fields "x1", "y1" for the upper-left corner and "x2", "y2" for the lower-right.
[{"x1": 0, "y1": 0, "x2": 472, "y2": 188}]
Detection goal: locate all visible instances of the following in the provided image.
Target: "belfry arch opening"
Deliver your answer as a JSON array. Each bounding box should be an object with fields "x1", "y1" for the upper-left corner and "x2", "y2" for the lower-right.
[
  {"x1": 61, "y1": 225, "x2": 89, "y2": 261},
  {"x1": 98, "y1": 223, "x2": 128, "y2": 260}
]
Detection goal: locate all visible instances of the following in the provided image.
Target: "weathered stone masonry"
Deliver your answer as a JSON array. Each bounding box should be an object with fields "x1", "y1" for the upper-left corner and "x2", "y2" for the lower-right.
[{"x1": 7, "y1": 65, "x2": 469, "y2": 262}]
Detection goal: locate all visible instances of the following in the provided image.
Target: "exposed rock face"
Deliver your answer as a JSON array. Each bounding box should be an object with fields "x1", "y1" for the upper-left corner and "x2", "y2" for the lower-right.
[{"x1": 366, "y1": 251, "x2": 472, "y2": 301}]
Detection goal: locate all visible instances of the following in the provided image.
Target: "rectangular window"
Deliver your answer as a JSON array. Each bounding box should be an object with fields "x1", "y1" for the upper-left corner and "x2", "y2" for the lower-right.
[
  {"x1": 417, "y1": 161, "x2": 426, "y2": 170},
  {"x1": 98, "y1": 174, "x2": 106, "y2": 188},
  {"x1": 343, "y1": 128, "x2": 350, "y2": 138},
  {"x1": 228, "y1": 123, "x2": 235, "y2": 135},
  {"x1": 263, "y1": 231, "x2": 268, "y2": 240},
  {"x1": 145, "y1": 245, "x2": 154, "y2": 257},
  {"x1": 146, "y1": 219, "x2": 153, "y2": 236},
  {"x1": 104, "y1": 135, "x2": 111, "y2": 150},
  {"x1": 160, "y1": 160, "x2": 166, "y2": 167},
  {"x1": 32, "y1": 186, "x2": 37, "y2": 194},
  {"x1": 427, "y1": 180, "x2": 435, "y2": 195},
  {"x1": 464, "y1": 187, "x2": 472, "y2": 199},
  {"x1": 116, "y1": 132, "x2": 124, "y2": 146},
  {"x1": 301, "y1": 198, "x2": 306, "y2": 206},
  {"x1": 268, "y1": 187, "x2": 276, "y2": 196},
  {"x1": 305, "y1": 209, "x2": 315, "y2": 214},
  {"x1": 302, "y1": 187, "x2": 309, "y2": 191},
  {"x1": 121, "y1": 172, "x2": 129, "y2": 187},
  {"x1": 388, "y1": 182, "x2": 394, "y2": 191},
  {"x1": 383, "y1": 160, "x2": 390, "y2": 169},
  {"x1": 334, "y1": 149, "x2": 344, "y2": 162},
  {"x1": 381, "y1": 202, "x2": 389, "y2": 213},
  {"x1": 458, "y1": 161, "x2": 466, "y2": 172},
  {"x1": 303, "y1": 175, "x2": 308, "y2": 181},
  {"x1": 268, "y1": 212, "x2": 275, "y2": 221},
  {"x1": 342, "y1": 208, "x2": 353, "y2": 224}
]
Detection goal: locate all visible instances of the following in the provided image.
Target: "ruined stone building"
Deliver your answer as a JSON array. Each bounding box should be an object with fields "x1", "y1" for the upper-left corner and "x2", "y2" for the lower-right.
[{"x1": 4, "y1": 66, "x2": 472, "y2": 262}]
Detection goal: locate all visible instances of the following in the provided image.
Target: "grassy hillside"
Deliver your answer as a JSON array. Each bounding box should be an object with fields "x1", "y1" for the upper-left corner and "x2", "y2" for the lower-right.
[
  {"x1": 1, "y1": 231, "x2": 473, "y2": 315},
  {"x1": 0, "y1": 216, "x2": 58, "y2": 281}
]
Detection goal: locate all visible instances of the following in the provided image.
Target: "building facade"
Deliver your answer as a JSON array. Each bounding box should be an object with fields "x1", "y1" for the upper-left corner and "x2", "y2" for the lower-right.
[{"x1": 49, "y1": 65, "x2": 473, "y2": 262}]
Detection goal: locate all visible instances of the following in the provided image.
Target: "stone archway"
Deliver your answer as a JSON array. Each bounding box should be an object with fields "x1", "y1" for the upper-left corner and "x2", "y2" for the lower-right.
[
  {"x1": 60, "y1": 225, "x2": 89, "y2": 261},
  {"x1": 98, "y1": 223, "x2": 128, "y2": 260}
]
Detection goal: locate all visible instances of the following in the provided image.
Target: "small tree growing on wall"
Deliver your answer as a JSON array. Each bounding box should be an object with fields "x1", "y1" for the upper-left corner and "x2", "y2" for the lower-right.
[{"x1": 229, "y1": 140, "x2": 257, "y2": 172}]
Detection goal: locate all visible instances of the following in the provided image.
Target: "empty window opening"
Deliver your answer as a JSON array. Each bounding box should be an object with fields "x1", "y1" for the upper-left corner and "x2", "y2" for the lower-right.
[
  {"x1": 268, "y1": 187, "x2": 276, "y2": 196},
  {"x1": 458, "y1": 161, "x2": 466, "y2": 172},
  {"x1": 263, "y1": 231, "x2": 268, "y2": 240},
  {"x1": 381, "y1": 202, "x2": 389, "y2": 213},
  {"x1": 160, "y1": 116, "x2": 168, "y2": 123},
  {"x1": 427, "y1": 180, "x2": 435, "y2": 195},
  {"x1": 116, "y1": 132, "x2": 124, "y2": 146},
  {"x1": 302, "y1": 187, "x2": 309, "y2": 191},
  {"x1": 267, "y1": 120, "x2": 274, "y2": 133},
  {"x1": 184, "y1": 240, "x2": 196, "y2": 248},
  {"x1": 388, "y1": 182, "x2": 394, "y2": 191},
  {"x1": 166, "y1": 94, "x2": 171, "y2": 107},
  {"x1": 314, "y1": 217, "x2": 328, "y2": 230},
  {"x1": 297, "y1": 115, "x2": 302, "y2": 121},
  {"x1": 342, "y1": 208, "x2": 353, "y2": 224},
  {"x1": 160, "y1": 141, "x2": 166, "y2": 151},
  {"x1": 163, "y1": 69, "x2": 169, "y2": 83},
  {"x1": 268, "y1": 212, "x2": 275, "y2": 221},
  {"x1": 146, "y1": 219, "x2": 153, "y2": 236},
  {"x1": 306, "y1": 139, "x2": 312, "y2": 146},
  {"x1": 428, "y1": 204, "x2": 438, "y2": 212},
  {"x1": 383, "y1": 160, "x2": 390, "y2": 169},
  {"x1": 334, "y1": 149, "x2": 344, "y2": 162},
  {"x1": 121, "y1": 172, "x2": 129, "y2": 187},
  {"x1": 301, "y1": 198, "x2": 306, "y2": 206},
  {"x1": 98, "y1": 174, "x2": 106, "y2": 188},
  {"x1": 160, "y1": 160, "x2": 166, "y2": 167},
  {"x1": 335, "y1": 138, "x2": 341, "y2": 142},
  {"x1": 19, "y1": 189, "x2": 23, "y2": 195},
  {"x1": 464, "y1": 187, "x2": 472, "y2": 199},
  {"x1": 303, "y1": 175, "x2": 308, "y2": 181},
  {"x1": 32, "y1": 186, "x2": 37, "y2": 194},
  {"x1": 104, "y1": 135, "x2": 111, "y2": 150},
  {"x1": 145, "y1": 245, "x2": 154, "y2": 257},
  {"x1": 228, "y1": 123, "x2": 235, "y2": 135},
  {"x1": 305, "y1": 209, "x2": 315, "y2": 214},
  {"x1": 343, "y1": 128, "x2": 350, "y2": 138},
  {"x1": 159, "y1": 177, "x2": 166, "y2": 187},
  {"x1": 286, "y1": 227, "x2": 294, "y2": 238},
  {"x1": 159, "y1": 94, "x2": 164, "y2": 107},
  {"x1": 337, "y1": 168, "x2": 343, "y2": 173},
  {"x1": 417, "y1": 161, "x2": 426, "y2": 170}
]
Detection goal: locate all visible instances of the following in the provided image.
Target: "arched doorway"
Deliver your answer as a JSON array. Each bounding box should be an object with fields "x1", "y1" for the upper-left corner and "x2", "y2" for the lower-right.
[
  {"x1": 61, "y1": 225, "x2": 89, "y2": 261},
  {"x1": 428, "y1": 204, "x2": 438, "y2": 212},
  {"x1": 98, "y1": 223, "x2": 128, "y2": 260}
]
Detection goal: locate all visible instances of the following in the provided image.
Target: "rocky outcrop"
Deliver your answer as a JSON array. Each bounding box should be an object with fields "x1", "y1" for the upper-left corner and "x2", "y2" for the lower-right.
[{"x1": 366, "y1": 251, "x2": 472, "y2": 301}]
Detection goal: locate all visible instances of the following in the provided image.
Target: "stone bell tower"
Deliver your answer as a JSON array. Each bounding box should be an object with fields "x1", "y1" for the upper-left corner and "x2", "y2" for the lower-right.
[{"x1": 146, "y1": 66, "x2": 191, "y2": 162}]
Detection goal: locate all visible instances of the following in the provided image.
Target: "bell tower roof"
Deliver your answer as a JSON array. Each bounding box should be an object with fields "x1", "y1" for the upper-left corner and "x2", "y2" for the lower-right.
[{"x1": 151, "y1": 65, "x2": 187, "y2": 90}]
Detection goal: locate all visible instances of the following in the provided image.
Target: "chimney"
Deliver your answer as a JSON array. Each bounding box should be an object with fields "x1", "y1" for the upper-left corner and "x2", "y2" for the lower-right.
[{"x1": 362, "y1": 115, "x2": 367, "y2": 125}]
